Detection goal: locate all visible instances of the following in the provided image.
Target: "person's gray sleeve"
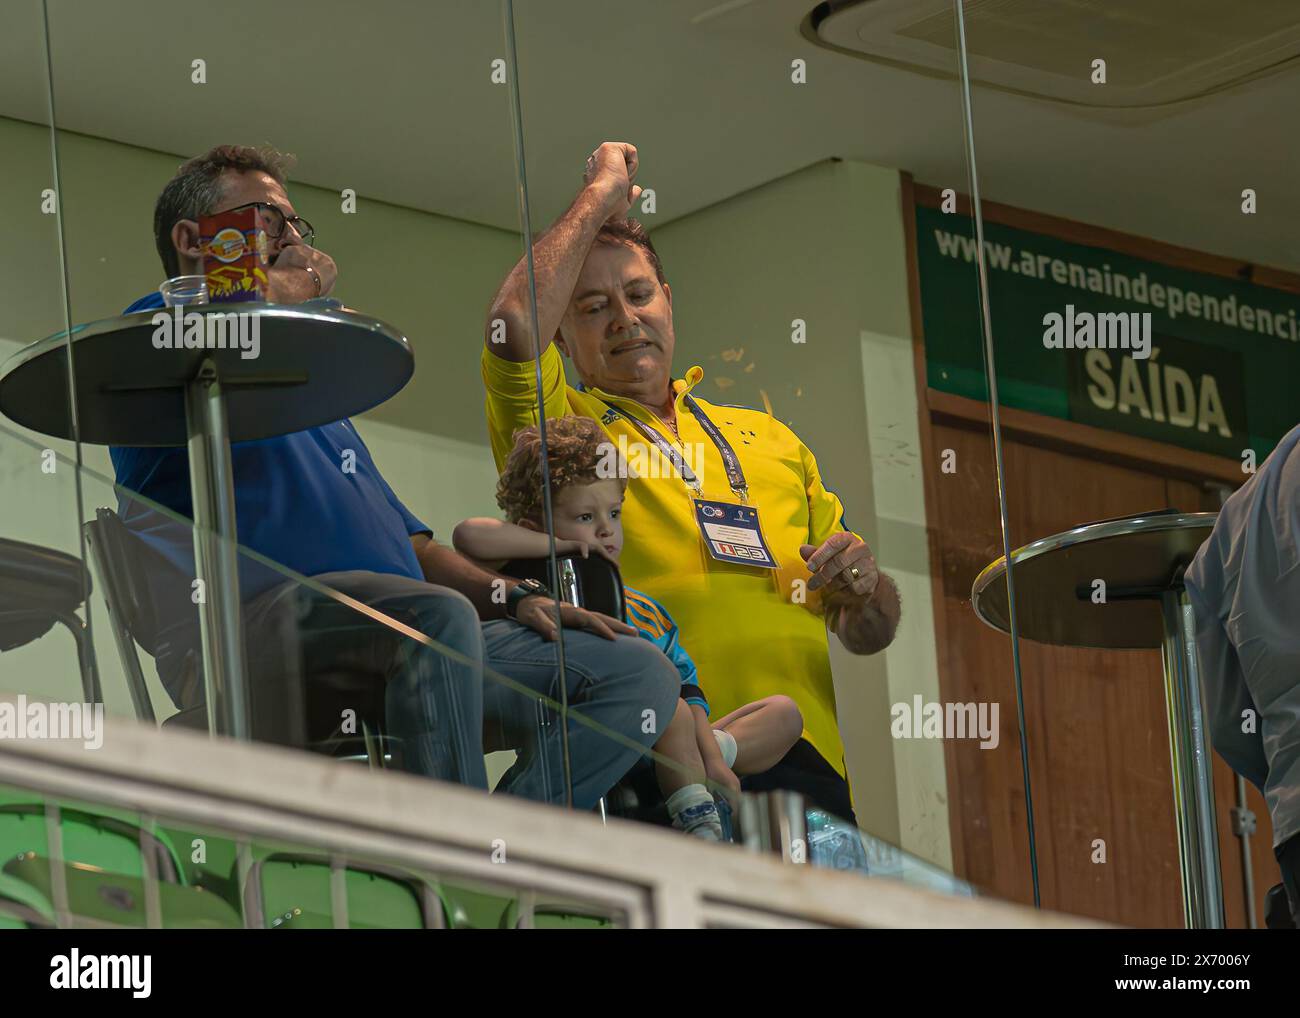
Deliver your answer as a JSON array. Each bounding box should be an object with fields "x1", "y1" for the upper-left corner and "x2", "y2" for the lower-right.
[
  {"x1": 1191, "y1": 423, "x2": 1300, "y2": 838},
  {"x1": 1186, "y1": 564, "x2": 1270, "y2": 790},
  {"x1": 1229, "y1": 432, "x2": 1300, "y2": 837}
]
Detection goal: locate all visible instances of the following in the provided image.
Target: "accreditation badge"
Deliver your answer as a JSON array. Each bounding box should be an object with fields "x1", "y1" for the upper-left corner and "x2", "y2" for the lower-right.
[{"x1": 693, "y1": 498, "x2": 778, "y2": 568}]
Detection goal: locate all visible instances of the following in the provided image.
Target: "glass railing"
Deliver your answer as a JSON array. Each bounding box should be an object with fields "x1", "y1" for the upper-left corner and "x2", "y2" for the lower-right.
[
  {"x1": 0, "y1": 0, "x2": 1103, "y2": 931},
  {"x1": 502, "y1": 0, "x2": 1014, "y2": 906}
]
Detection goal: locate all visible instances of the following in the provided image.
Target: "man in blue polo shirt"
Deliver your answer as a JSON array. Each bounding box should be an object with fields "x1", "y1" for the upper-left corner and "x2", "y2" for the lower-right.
[{"x1": 115, "y1": 143, "x2": 679, "y2": 808}]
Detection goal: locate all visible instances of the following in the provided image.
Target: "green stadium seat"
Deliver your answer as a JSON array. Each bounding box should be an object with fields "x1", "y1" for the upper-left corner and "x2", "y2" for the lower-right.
[
  {"x1": 501, "y1": 897, "x2": 617, "y2": 929},
  {"x1": 533, "y1": 909, "x2": 615, "y2": 929},
  {"x1": 4, "y1": 853, "x2": 242, "y2": 928},
  {"x1": 0, "y1": 801, "x2": 184, "y2": 884},
  {"x1": 158, "y1": 825, "x2": 241, "y2": 908},
  {"x1": 436, "y1": 883, "x2": 513, "y2": 929},
  {"x1": 0, "y1": 869, "x2": 56, "y2": 927},
  {"x1": 244, "y1": 853, "x2": 441, "y2": 928},
  {"x1": 0, "y1": 792, "x2": 612, "y2": 930},
  {"x1": 267, "y1": 907, "x2": 334, "y2": 929}
]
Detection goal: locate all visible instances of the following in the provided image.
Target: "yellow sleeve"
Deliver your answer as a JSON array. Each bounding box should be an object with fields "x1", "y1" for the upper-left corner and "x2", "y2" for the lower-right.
[
  {"x1": 799, "y1": 436, "x2": 861, "y2": 548},
  {"x1": 481, "y1": 344, "x2": 571, "y2": 471}
]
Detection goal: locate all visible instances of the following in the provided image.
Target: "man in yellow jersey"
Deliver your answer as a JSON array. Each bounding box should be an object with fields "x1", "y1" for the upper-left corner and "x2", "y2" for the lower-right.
[{"x1": 481, "y1": 141, "x2": 900, "y2": 821}]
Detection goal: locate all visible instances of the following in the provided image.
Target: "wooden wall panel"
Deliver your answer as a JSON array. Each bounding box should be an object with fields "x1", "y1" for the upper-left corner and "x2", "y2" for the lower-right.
[
  {"x1": 901, "y1": 174, "x2": 1285, "y2": 927},
  {"x1": 928, "y1": 422, "x2": 1277, "y2": 926}
]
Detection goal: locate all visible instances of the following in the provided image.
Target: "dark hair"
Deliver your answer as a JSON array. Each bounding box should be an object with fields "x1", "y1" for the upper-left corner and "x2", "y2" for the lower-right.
[
  {"x1": 153, "y1": 144, "x2": 294, "y2": 278},
  {"x1": 594, "y1": 218, "x2": 666, "y2": 285},
  {"x1": 496, "y1": 416, "x2": 627, "y2": 525}
]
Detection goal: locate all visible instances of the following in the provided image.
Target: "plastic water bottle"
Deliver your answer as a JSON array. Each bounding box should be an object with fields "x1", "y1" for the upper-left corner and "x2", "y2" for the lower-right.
[{"x1": 806, "y1": 809, "x2": 871, "y2": 873}]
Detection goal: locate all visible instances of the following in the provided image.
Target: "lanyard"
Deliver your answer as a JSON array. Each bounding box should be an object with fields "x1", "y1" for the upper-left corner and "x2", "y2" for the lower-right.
[
  {"x1": 590, "y1": 388, "x2": 749, "y2": 502},
  {"x1": 683, "y1": 394, "x2": 749, "y2": 502}
]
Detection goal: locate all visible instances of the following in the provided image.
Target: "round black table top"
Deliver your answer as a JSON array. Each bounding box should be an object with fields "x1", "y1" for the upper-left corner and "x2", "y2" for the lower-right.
[
  {"x1": 0, "y1": 301, "x2": 413, "y2": 446},
  {"x1": 970, "y1": 512, "x2": 1218, "y2": 650}
]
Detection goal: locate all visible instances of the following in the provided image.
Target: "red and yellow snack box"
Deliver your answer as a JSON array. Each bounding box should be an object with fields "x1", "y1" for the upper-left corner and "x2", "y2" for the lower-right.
[{"x1": 200, "y1": 207, "x2": 271, "y2": 303}]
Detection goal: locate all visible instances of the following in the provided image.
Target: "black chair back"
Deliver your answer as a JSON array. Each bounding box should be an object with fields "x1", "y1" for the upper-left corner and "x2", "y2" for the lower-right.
[
  {"x1": 0, "y1": 537, "x2": 98, "y2": 700},
  {"x1": 84, "y1": 508, "x2": 163, "y2": 649},
  {"x1": 83, "y1": 508, "x2": 171, "y2": 722},
  {"x1": 501, "y1": 554, "x2": 625, "y2": 621},
  {"x1": 0, "y1": 538, "x2": 90, "y2": 651}
]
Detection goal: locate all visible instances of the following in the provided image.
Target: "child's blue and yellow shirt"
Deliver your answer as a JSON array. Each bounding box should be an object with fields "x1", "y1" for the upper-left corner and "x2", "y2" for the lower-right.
[{"x1": 624, "y1": 586, "x2": 708, "y2": 715}]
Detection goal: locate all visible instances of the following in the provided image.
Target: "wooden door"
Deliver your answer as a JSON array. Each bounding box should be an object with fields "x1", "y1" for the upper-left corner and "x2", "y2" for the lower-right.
[{"x1": 929, "y1": 421, "x2": 1281, "y2": 926}]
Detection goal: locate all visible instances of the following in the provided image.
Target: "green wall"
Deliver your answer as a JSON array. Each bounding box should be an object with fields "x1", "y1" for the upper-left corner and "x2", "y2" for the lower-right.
[{"x1": 0, "y1": 117, "x2": 523, "y2": 445}]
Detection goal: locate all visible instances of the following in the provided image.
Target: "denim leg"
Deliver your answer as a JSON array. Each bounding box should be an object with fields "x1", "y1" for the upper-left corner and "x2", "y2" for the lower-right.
[
  {"x1": 480, "y1": 621, "x2": 680, "y2": 810},
  {"x1": 378, "y1": 585, "x2": 489, "y2": 789},
  {"x1": 248, "y1": 571, "x2": 489, "y2": 789}
]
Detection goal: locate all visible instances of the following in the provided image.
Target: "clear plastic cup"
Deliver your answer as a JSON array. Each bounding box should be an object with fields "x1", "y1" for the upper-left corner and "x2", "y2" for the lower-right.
[{"x1": 159, "y1": 275, "x2": 209, "y2": 307}]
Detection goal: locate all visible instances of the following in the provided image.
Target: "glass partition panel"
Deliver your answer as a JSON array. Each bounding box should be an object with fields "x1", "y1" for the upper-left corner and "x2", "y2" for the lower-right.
[
  {"x1": 0, "y1": 0, "x2": 90, "y2": 718},
  {"x1": 495, "y1": 0, "x2": 1033, "y2": 907},
  {"x1": 6, "y1": 0, "x2": 591, "y2": 865},
  {"x1": 964, "y1": 0, "x2": 1300, "y2": 927},
  {"x1": 0, "y1": 0, "x2": 1076, "y2": 928}
]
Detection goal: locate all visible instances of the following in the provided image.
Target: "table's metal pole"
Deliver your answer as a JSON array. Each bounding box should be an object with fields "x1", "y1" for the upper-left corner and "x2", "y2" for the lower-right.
[
  {"x1": 1158, "y1": 587, "x2": 1224, "y2": 928},
  {"x1": 184, "y1": 357, "x2": 250, "y2": 740},
  {"x1": 737, "y1": 791, "x2": 806, "y2": 861}
]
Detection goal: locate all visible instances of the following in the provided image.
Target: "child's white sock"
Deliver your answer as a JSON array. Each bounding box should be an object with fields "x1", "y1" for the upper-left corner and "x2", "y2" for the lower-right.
[
  {"x1": 713, "y1": 728, "x2": 738, "y2": 768},
  {"x1": 666, "y1": 784, "x2": 723, "y2": 841}
]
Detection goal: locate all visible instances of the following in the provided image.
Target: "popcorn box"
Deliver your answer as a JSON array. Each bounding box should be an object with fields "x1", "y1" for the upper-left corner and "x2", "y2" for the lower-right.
[{"x1": 199, "y1": 207, "x2": 271, "y2": 303}]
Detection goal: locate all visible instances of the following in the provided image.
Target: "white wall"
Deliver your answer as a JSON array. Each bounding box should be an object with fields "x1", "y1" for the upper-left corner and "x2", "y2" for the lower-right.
[{"x1": 860, "y1": 328, "x2": 951, "y2": 869}]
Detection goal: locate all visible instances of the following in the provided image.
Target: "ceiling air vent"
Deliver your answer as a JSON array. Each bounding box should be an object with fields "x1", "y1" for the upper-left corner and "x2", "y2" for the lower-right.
[{"x1": 805, "y1": 0, "x2": 1300, "y2": 108}]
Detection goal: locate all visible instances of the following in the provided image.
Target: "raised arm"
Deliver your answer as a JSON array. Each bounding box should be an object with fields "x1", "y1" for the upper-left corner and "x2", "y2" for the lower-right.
[
  {"x1": 451, "y1": 517, "x2": 612, "y2": 567},
  {"x1": 451, "y1": 517, "x2": 551, "y2": 561},
  {"x1": 485, "y1": 142, "x2": 641, "y2": 362}
]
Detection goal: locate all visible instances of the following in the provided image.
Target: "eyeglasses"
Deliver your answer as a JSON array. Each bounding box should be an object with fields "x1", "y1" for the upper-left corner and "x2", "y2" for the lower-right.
[{"x1": 217, "y1": 201, "x2": 315, "y2": 248}]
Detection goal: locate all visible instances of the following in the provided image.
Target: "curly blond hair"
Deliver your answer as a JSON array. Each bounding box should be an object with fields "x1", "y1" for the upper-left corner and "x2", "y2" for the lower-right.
[{"x1": 497, "y1": 416, "x2": 627, "y2": 525}]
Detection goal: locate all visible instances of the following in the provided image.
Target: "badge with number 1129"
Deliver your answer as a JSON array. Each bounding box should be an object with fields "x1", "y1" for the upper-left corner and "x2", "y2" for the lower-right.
[{"x1": 692, "y1": 498, "x2": 777, "y2": 568}]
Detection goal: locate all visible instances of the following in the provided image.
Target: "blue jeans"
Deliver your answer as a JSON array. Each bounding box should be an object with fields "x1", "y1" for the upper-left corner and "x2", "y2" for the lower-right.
[{"x1": 241, "y1": 570, "x2": 680, "y2": 810}]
